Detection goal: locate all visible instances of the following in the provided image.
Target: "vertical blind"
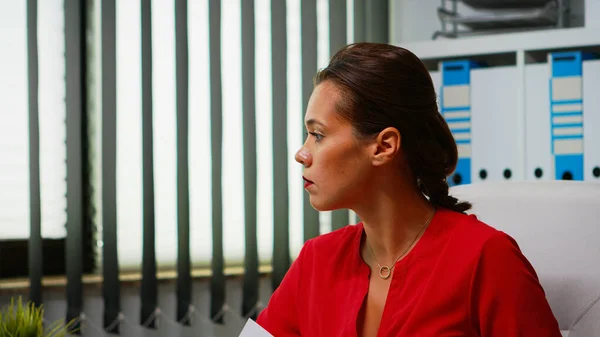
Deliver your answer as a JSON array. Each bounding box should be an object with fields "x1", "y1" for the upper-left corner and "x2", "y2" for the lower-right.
[{"x1": 98, "y1": 0, "x2": 362, "y2": 273}]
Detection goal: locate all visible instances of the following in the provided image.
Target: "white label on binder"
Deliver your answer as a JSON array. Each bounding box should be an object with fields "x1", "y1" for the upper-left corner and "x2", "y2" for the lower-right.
[
  {"x1": 551, "y1": 77, "x2": 582, "y2": 101},
  {"x1": 553, "y1": 127, "x2": 583, "y2": 137},
  {"x1": 553, "y1": 115, "x2": 583, "y2": 125},
  {"x1": 458, "y1": 144, "x2": 472, "y2": 159},
  {"x1": 238, "y1": 319, "x2": 274, "y2": 337},
  {"x1": 454, "y1": 132, "x2": 471, "y2": 141},
  {"x1": 553, "y1": 103, "x2": 583, "y2": 113},
  {"x1": 554, "y1": 139, "x2": 583, "y2": 155},
  {"x1": 442, "y1": 85, "x2": 470, "y2": 108},
  {"x1": 444, "y1": 110, "x2": 470, "y2": 119},
  {"x1": 447, "y1": 121, "x2": 471, "y2": 130}
]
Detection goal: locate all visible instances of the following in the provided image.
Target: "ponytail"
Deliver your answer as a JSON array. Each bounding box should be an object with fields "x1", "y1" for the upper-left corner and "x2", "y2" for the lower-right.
[
  {"x1": 414, "y1": 110, "x2": 472, "y2": 214},
  {"x1": 418, "y1": 174, "x2": 471, "y2": 213}
]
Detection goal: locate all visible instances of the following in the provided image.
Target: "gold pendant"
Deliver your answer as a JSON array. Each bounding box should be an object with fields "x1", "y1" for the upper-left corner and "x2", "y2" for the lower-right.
[{"x1": 379, "y1": 266, "x2": 391, "y2": 279}]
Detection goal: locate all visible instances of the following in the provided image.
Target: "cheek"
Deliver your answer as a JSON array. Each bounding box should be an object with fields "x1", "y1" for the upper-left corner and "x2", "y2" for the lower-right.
[
  {"x1": 322, "y1": 147, "x2": 368, "y2": 185},
  {"x1": 308, "y1": 143, "x2": 370, "y2": 210}
]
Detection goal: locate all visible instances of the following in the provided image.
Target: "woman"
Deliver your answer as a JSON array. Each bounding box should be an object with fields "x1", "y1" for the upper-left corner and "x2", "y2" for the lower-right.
[{"x1": 256, "y1": 43, "x2": 561, "y2": 337}]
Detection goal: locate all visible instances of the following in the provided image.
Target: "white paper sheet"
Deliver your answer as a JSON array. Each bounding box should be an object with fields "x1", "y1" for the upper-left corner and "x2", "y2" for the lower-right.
[{"x1": 238, "y1": 319, "x2": 274, "y2": 337}]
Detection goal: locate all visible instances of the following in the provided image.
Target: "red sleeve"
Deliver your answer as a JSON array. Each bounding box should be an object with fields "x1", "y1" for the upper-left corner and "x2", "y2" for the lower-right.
[
  {"x1": 469, "y1": 233, "x2": 562, "y2": 337},
  {"x1": 256, "y1": 240, "x2": 311, "y2": 337}
]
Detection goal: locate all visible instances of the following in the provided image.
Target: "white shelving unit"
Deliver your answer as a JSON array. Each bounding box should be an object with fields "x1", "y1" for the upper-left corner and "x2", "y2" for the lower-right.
[
  {"x1": 393, "y1": 26, "x2": 600, "y2": 184},
  {"x1": 397, "y1": 27, "x2": 600, "y2": 60}
]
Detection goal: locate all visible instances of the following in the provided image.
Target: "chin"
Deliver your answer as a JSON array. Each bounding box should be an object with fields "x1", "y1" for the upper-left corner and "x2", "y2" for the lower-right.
[{"x1": 309, "y1": 195, "x2": 344, "y2": 212}]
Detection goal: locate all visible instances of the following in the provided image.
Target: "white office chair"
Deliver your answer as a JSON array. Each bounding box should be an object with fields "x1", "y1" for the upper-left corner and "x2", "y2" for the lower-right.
[{"x1": 450, "y1": 181, "x2": 600, "y2": 337}]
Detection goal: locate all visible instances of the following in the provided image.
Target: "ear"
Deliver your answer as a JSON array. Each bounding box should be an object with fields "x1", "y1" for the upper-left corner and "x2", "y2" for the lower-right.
[{"x1": 371, "y1": 127, "x2": 401, "y2": 166}]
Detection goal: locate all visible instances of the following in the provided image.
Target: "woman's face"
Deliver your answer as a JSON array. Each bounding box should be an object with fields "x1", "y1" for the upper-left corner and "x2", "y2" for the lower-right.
[{"x1": 295, "y1": 81, "x2": 375, "y2": 212}]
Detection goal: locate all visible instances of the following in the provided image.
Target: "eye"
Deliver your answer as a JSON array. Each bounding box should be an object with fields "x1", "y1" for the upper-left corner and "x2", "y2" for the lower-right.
[{"x1": 309, "y1": 132, "x2": 324, "y2": 142}]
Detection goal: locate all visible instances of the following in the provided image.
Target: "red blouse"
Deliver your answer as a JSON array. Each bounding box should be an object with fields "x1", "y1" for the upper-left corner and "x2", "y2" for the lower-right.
[{"x1": 256, "y1": 208, "x2": 562, "y2": 337}]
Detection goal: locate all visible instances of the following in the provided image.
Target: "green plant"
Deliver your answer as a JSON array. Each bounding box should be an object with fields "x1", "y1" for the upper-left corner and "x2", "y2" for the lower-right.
[{"x1": 0, "y1": 297, "x2": 77, "y2": 337}]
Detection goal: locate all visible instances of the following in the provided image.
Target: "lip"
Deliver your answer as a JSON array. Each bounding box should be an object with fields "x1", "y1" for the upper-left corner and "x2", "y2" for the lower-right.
[{"x1": 303, "y1": 176, "x2": 314, "y2": 188}]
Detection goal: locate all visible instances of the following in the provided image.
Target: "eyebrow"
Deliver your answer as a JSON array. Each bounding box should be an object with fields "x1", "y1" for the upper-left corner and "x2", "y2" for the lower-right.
[{"x1": 305, "y1": 118, "x2": 326, "y2": 128}]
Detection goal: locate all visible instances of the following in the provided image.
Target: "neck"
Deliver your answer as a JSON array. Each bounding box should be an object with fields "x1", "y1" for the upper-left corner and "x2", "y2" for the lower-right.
[{"x1": 353, "y1": 172, "x2": 435, "y2": 266}]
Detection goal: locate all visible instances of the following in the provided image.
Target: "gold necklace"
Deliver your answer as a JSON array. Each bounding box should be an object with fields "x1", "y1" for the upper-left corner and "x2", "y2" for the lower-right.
[{"x1": 366, "y1": 210, "x2": 435, "y2": 280}]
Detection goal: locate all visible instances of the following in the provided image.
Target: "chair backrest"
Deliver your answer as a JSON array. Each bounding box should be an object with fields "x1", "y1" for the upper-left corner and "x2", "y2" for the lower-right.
[{"x1": 450, "y1": 181, "x2": 600, "y2": 337}]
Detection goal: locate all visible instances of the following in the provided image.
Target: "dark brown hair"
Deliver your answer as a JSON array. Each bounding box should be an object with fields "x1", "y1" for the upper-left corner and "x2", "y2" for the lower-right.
[{"x1": 314, "y1": 42, "x2": 472, "y2": 213}]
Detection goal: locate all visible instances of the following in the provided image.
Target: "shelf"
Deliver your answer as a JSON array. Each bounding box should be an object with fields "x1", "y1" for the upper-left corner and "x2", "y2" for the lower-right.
[
  {"x1": 437, "y1": 3, "x2": 558, "y2": 31},
  {"x1": 397, "y1": 27, "x2": 600, "y2": 61}
]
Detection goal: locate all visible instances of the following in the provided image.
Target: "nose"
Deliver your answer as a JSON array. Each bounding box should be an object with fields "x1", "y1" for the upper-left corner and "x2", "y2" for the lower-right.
[{"x1": 295, "y1": 146, "x2": 312, "y2": 167}]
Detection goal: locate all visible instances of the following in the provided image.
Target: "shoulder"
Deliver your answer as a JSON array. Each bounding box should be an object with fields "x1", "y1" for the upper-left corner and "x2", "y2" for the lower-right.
[
  {"x1": 453, "y1": 213, "x2": 560, "y2": 335},
  {"x1": 435, "y1": 208, "x2": 523, "y2": 266},
  {"x1": 442, "y1": 208, "x2": 515, "y2": 247},
  {"x1": 434, "y1": 209, "x2": 539, "y2": 296}
]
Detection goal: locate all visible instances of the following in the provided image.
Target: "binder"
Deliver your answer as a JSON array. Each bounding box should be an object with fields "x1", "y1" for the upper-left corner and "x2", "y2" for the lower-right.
[
  {"x1": 582, "y1": 59, "x2": 600, "y2": 181},
  {"x1": 525, "y1": 63, "x2": 552, "y2": 180},
  {"x1": 440, "y1": 60, "x2": 482, "y2": 186},
  {"x1": 548, "y1": 51, "x2": 596, "y2": 181},
  {"x1": 470, "y1": 65, "x2": 521, "y2": 183}
]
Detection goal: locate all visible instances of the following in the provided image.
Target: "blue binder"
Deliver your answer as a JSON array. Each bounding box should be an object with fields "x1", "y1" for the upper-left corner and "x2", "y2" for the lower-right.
[
  {"x1": 549, "y1": 51, "x2": 597, "y2": 181},
  {"x1": 440, "y1": 60, "x2": 483, "y2": 186}
]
